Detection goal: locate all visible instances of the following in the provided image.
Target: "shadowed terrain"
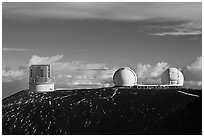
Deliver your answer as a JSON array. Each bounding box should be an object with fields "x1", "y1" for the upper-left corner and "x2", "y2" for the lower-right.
[{"x1": 2, "y1": 88, "x2": 202, "y2": 135}]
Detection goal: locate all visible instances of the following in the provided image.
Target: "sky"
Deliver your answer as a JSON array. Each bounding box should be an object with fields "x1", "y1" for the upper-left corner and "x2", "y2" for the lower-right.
[{"x1": 2, "y1": 2, "x2": 202, "y2": 98}]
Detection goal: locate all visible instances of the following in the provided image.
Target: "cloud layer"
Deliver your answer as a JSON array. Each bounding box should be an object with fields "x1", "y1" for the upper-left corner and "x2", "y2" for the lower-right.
[
  {"x1": 2, "y1": 55, "x2": 202, "y2": 90},
  {"x1": 3, "y1": 3, "x2": 201, "y2": 37},
  {"x1": 134, "y1": 62, "x2": 169, "y2": 84},
  {"x1": 150, "y1": 22, "x2": 201, "y2": 36},
  {"x1": 28, "y1": 55, "x2": 117, "y2": 89},
  {"x1": 28, "y1": 55, "x2": 64, "y2": 65},
  {"x1": 3, "y1": 3, "x2": 201, "y2": 22},
  {"x1": 3, "y1": 48, "x2": 31, "y2": 51},
  {"x1": 151, "y1": 30, "x2": 201, "y2": 36},
  {"x1": 182, "y1": 57, "x2": 202, "y2": 88},
  {"x1": 2, "y1": 65, "x2": 27, "y2": 83}
]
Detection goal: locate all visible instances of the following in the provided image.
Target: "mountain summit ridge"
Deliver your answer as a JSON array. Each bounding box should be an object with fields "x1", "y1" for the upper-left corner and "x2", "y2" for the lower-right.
[{"x1": 2, "y1": 88, "x2": 202, "y2": 135}]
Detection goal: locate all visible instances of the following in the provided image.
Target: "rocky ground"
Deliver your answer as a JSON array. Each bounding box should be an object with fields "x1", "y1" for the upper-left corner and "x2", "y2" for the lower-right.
[{"x1": 2, "y1": 87, "x2": 202, "y2": 135}]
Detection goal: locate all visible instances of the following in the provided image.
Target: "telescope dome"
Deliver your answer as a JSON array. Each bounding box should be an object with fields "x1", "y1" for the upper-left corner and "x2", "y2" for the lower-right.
[
  {"x1": 113, "y1": 67, "x2": 137, "y2": 87},
  {"x1": 161, "y1": 67, "x2": 184, "y2": 86}
]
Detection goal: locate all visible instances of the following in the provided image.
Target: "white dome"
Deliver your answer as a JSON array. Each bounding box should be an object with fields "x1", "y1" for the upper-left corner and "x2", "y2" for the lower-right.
[
  {"x1": 113, "y1": 67, "x2": 137, "y2": 86},
  {"x1": 161, "y1": 68, "x2": 184, "y2": 86}
]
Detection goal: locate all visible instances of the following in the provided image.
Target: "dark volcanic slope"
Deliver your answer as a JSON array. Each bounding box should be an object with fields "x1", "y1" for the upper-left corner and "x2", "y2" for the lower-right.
[{"x1": 2, "y1": 88, "x2": 202, "y2": 135}]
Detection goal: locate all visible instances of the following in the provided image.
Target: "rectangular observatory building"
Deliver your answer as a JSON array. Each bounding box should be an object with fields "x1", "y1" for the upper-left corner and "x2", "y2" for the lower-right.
[{"x1": 29, "y1": 65, "x2": 54, "y2": 92}]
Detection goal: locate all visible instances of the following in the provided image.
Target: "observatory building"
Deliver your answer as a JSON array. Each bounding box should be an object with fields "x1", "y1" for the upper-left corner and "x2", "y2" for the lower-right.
[
  {"x1": 161, "y1": 67, "x2": 184, "y2": 86},
  {"x1": 113, "y1": 67, "x2": 184, "y2": 88},
  {"x1": 113, "y1": 67, "x2": 137, "y2": 87},
  {"x1": 29, "y1": 65, "x2": 55, "y2": 92}
]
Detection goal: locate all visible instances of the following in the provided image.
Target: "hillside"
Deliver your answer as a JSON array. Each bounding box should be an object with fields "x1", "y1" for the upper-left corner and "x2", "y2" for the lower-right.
[{"x1": 2, "y1": 87, "x2": 202, "y2": 135}]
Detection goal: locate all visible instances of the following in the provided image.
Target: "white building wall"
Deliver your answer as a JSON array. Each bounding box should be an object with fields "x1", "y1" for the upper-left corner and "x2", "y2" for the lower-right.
[{"x1": 29, "y1": 83, "x2": 54, "y2": 92}]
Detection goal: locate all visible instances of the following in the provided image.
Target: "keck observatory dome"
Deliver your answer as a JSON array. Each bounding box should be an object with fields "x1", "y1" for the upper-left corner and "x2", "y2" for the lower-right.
[
  {"x1": 113, "y1": 67, "x2": 137, "y2": 87},
  {"x1": 161, "y1": 68, "x2": 184, "y2": 86}
]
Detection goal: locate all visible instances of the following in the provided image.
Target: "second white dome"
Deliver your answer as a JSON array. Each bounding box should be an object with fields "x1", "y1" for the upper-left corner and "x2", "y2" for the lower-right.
[{"x1": 161, "y1": 67, "x2": 184, "y2": 86}]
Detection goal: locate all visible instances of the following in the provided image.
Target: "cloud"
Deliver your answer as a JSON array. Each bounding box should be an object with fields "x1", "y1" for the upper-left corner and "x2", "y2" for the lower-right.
[
  {"x1": 28, "y1": 55, "x2": 116, "y2": 89},
  {"x1": 149, "y1": 22, "x2": 202, "y2": 36},
  {"x1": 3, "y1": 3, "x2": 201, "y2": 22},
  {"x1": 28, "y1": 55, "x2": 64, "y2": 65},
  {"x1": 2, "y1": 55, "x2": 202, "y2": 91},
  {"x1": 53, "y1": 65, "x2": 116, "y2": 89},
  {"x1": 183, "y1": 80, "x2": 202, "y2": 89},
  {"x1": 2, "y1": 65, "x2": 27, "y2": 83},
  {"x1": 134, "y1": 57, "x2": 202, "y2": 88},
  {"x1": 151, "y1": 31, "x2": 201, "y2": 36},
  {"x1": 184, "y1": 81, "x2": 202, "y2": 88},
  {"x1": 3, "y1": 48, "x2": 31, "y2": 51},
  {"x1": 182, "y1": 57, "x2": 202, "y2": 82},
  {"x1": 3, "y1": 54, "x2": 115, "y2": 89},
  {"x1": 134, "y1": 62, "x2": 169, "y2": 84},
  {"x1": 3, "y1": 3, "x2": 201, "y2": 37}
]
